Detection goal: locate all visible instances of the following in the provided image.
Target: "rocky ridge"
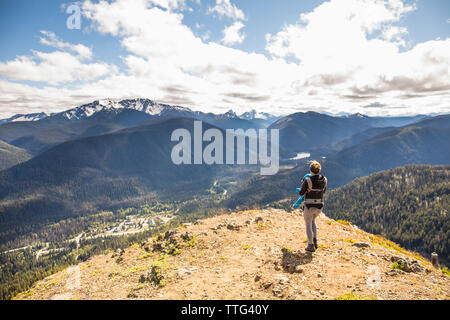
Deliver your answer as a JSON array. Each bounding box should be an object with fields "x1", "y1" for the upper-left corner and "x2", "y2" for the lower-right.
[{"x1": 16, "y1": 209, "x2": 449, "y2": 300}]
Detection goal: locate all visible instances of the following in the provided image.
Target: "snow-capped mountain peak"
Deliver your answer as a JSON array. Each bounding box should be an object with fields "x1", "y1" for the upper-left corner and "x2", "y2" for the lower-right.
[
  {"x1": 0, "y1": 112, "x2": 48, "y2": 124},
  {"x1": 223, "y1": 109, "x2": 238, "y2": 118},
  {"x1": 0, "y1": 100, "x2": 281, "y2": 127},
  {"x1": 239, "y1": 109, "x2": 279, "y2": 122},
  {"x1": 60, "y1": 98, "x2": 193, "y2": 120},
  {"x1": 346, "y1": 112, "x2": 369, "y2": 119}
]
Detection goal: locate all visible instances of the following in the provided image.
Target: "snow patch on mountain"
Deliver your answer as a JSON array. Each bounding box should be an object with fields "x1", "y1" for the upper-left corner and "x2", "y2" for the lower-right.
[
  {"x1": 239, "y1": 109, "x2": 280, "y2": 122},
  {"x1": 0, "y1": 112, "x2": 48, "y2": 124},
  {"x1": 59, "y1": 99, "x2": 193, "y2": 121}
]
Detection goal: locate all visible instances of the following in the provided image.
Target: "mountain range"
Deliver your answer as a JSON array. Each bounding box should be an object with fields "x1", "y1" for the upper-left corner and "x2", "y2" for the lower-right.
[
  {"x1": 269, "y1": 112, "x2": 430, "y2": 158},
  {"x1": 0, "y1": 99, "x2": 275, "y2": 156},
  {"x1": 0, "y1": 98, "x2": 448, "y2": 262},
  {"x1": 0, "y1": 99, "x2": 281, "y2": 124},
  {"x1": 227, "y1": 114, "x2": 450, "y2": 208},
  {"x1": 0, "y1": 98, "x2": 449, "y2": 301}
]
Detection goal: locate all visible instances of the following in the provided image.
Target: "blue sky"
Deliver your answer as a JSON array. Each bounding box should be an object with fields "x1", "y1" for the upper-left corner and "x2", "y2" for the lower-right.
[
  {"x1": 0, "y1": 0, "x2": 449, "y2": 117},
  {"x1": 1, "y1": 0, "x2": 449, "y2": 61}
]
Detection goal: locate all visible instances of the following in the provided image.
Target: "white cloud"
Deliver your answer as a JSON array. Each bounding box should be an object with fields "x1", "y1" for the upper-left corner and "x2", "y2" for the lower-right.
[
  {"x1": 0, "y1": 50, "x2": 116, "y2": 85},
  {"x1": 381, "y1": 26, "x2": 408, "y2": 46},
  {"x1": 221, "y1": 21, "x2": 246, "y2": 45},
  {"x1": 77, "y1": 0, "x2": 302, "y2": 109},
  {"x1": 201, "y1": 31, "x2": 211, "y2": 41},
  {"x1": 265, "y1": 0, "x2": 449, "y2": 109},
  {"x1": 149, "y1": 0, "x2": 186, "y2": 10},
  {"x1": 208, "y1": 0, "x2": 246, "y2": 21},
  {"x1": 0, "y1": 0, "x2": 449, "y2": 118},
  {"x1": 39, "y1": 30, "x2": 93, "y2": 59},
  {"x1": 266, "y1": 0, "x2": 415, "y2": 62}
]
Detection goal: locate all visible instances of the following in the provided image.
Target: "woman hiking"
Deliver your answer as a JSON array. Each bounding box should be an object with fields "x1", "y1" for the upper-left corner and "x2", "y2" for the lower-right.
[{"x1": 298, "y1": 160, "x2": 328, "y2": 252}]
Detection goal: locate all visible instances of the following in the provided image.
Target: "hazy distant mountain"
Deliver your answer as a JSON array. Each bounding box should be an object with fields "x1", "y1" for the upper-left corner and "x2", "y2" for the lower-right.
[
  {"x1": 331, "y1": 126, "x2": 450, "y2": 177},
  {"x1": 196, "y1": 111, "x2": 269, "y2": 131},
  {"x1": 317, "y1": 114, "x2": 450, "y2": 156},
  {"x1": 227, "y1": 114, "x2": 450, "y2": 208},
  {"x1": 238, "y1": 109, "x2": 281, "y2": 126},
  {"x1": 328, "y1": 114, "x2": 450, "y2": 179},
  {"x1": 407, "y1": 114, "x2": 450, "y2": 129},
  {"x1": 347, "y1": 113, "x2": 430, "y2": 127},
  {"x1": 0, "y1": 140, "x2": 32, "y2": 171},
  {"x1": 271, "y1": 112, "x2": 435, "y2": 158},
  {"x1": 270, "y1": 112, "x2": 376, "y2": 157},
  {"x1": 329, "y1": 127, "x2": 396, "y2": 152}
]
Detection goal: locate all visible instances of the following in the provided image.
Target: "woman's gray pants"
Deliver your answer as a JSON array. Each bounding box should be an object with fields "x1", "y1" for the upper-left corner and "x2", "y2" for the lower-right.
[{"x1": 303, "y1": 206, "x2": 322, "y2": 245}]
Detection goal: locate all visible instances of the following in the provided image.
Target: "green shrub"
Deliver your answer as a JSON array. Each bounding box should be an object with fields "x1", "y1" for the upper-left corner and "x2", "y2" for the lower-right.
[{"x1": 335, "y1": 292, "x2": 377, "y2": 300}]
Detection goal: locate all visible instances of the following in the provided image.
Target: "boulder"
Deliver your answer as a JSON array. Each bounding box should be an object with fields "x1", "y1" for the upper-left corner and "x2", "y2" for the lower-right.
[
  {"x1": 255, "y1": 217, "x2": 264, "y2": 224},
  {"x1": 180, "y1": 232, "x2": 194, "y2": 242},
  {"x1": 142, "y1": 242, "x2": 152, "y2": 252},
  {"x1": 272, "y1": 284, "x2": 288, "y2": 297},
  {"x1": 352, "y1": 242, "x2": 371, "y2": 249},
  {"x1": 295, "y1": 266, "x2": 304, "y2": 273},
  {"x1": 211, "y1": 223, "x2": 226, "y2": 231},
  {"x1": 391, "y1": 256, "x2": 424, "y2": 273},
  {"x1": 152, "y1": 242, "x2": 166, "y2": 252},
  {"x1": 176, "y1": 267, "x2": 199, "y2": 280},
  {"x1": 273, "y1": 274, "x2": 290, "y2": 284},
  {"x1": 272, "y1": 274, "x2": 290, "y2": 297},
  {"x1": 261, "y1": 281, "x2": 273, "y2": 290},
  {"x1": 164, "y1": 230, "x2": 178, "y2": 241},
  {"x1": 386, "y1": 269, "x2": 406, "y2": 276},
  {"x1": 227, "y1": 222, "x2": 242, "y2": 231}
]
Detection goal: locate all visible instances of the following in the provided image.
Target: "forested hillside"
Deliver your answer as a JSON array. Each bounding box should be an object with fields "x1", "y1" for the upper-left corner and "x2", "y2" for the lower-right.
[
  {"x1": 0, "y1": 140, "x2": 31, "y2": 171},
  {"x1": 330, "y1": 126, "x2": 450, "y2": 176},
  {"x1": 0, "y1": 117, "x2": 261, "y2": 251},
  {"x1": 325, "y1": 165, "x2": 449, "y2": 265}
]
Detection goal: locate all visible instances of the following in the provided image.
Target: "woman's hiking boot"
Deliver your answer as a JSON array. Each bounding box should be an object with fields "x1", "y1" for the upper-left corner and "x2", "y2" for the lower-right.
[
  {"x1": 305, "y1": 244, "x2": 316, "y2": 252},
  {"x1": 313, "y1": 238, "x2": 318, "y2": 249}
]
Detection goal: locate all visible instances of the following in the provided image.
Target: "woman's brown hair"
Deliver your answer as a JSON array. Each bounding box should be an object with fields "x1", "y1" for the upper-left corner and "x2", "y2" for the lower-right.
[{"x1": 310, "y1": 160, "x2": 321, "y2": 174}]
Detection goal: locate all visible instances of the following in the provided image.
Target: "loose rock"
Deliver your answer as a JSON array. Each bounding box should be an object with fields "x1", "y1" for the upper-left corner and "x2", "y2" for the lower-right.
[{"x1": 352, "y1": 242, "x2": 371, "y2": 249}]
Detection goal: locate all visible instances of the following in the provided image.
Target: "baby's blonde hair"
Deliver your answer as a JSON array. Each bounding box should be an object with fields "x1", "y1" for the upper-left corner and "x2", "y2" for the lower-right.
[{"x1": 310, "y1": 160, "x2": 321, "y2": 174}]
